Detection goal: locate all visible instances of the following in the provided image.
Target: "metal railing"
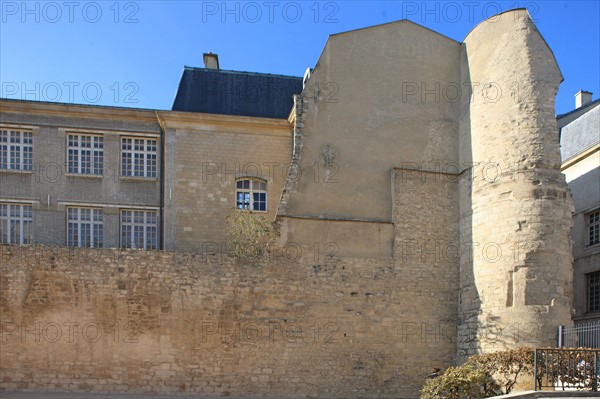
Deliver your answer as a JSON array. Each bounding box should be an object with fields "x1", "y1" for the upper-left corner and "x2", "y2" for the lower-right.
[
  {"x1": 559, "y1": 321, "x2": 600, "y2": 348},
  {"x1": 534, "y1": 348, "x2": 599, "y2": 391}
]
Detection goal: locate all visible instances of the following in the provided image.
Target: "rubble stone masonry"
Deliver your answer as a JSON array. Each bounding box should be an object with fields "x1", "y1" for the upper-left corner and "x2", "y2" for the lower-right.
[{"x1": 2, "y1": 245, "x2": 450, "y2": 398}]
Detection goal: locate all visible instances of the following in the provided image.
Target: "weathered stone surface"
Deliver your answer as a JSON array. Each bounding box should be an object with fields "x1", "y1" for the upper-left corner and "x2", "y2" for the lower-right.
[
  {"x1": 2, "y1": 245, "x2": 441, "y2": 398},
  {"x1": 457, "y1": 10, "x2": 574, "y2": 359}
]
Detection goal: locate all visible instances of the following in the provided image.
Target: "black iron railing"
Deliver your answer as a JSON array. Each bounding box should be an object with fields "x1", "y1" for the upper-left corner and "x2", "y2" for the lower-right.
[
  {"x1": 559, "y1": 321, "x2": 600, "y2": 348},
  {"x1": 534, "y1": 348, "x2": 599, "y2": 391}
]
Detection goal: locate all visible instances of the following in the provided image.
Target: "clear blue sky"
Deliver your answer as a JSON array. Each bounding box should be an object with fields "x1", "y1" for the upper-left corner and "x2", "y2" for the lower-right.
[{"x1": 1, "y1": 1, "x2": 598, "y2": 115}]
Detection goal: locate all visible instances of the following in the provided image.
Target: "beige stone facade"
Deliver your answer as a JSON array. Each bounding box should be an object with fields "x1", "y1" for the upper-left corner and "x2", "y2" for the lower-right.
[
  {"x1": 158, "y1": 111, "x2": 293, "y2": 253},
  {"x1": 0, "y1": 8, "x2": 578, "y2": 398},
  {"x1": 559, "y1": 98, "x2": 599, "y2": 327},
  {"x1": 0, "y1": 101, "x2": 162, "y2": 248},
  {"x1": 279, "y1": 10, "x2": 574, "y2": 360}
]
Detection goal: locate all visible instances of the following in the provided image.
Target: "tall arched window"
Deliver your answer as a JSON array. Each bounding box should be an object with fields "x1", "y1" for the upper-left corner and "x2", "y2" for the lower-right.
[{"x1": 236, "y1": 178, "x2": 267, "y2": 211}]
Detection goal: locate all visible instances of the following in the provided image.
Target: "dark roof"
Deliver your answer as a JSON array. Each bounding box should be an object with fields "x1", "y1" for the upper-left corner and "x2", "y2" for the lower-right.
[
  {"x1": 557, "y1": 97, "x2": 600, "y2": 120},
  {"x1": 557, "y1": 98, "x2": 600, "y2": 132},
  {"x1": 172, "y1": 67, "x2": 303, "y2": 119}
]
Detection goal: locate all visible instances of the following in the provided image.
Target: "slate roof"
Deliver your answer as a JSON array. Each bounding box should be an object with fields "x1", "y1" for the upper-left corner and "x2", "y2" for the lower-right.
[
  {"x1": 559, "y1": 102, "x2": 600, "y2": 162},
  {"x1": 557, "y1": 97, "x2": 600, "y2": 127},
  {"x1": 172, "y1": 67, "x2": 303, "y2": 119}
]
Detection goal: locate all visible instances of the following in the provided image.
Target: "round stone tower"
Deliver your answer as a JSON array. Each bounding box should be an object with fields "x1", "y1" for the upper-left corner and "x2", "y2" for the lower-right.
[{"x1": 457, "y1": 9, "x2": 574, "y2": 359}]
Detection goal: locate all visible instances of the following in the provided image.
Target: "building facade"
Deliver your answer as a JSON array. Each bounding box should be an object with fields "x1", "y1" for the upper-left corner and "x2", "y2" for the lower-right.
[
  {"x1": 0, "y1": 61, "x2": 302, "y2": 252},
  {"x1": 559, "y1": 91, "x2": 600, "y2": 327},
  {"x1": 0, "y1": 102, "x2": 162, "y2": 249},
  {"x1": 0, "y1": 9, "x2": 584, "y2": 397}
]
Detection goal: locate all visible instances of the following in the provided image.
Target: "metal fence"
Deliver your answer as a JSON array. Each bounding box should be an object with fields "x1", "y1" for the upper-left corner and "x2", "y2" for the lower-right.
[
  {"x1": 558, "y1": 321, "x2": 600, "y2": 348},
  {"x1": 534, "y1": 348, "x2": 599, "y2": 391}
]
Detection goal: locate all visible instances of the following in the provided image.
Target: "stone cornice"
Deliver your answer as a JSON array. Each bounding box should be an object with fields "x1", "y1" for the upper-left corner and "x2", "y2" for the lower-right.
[
  {"x1": 156, "y1": 110, "x2": 293, "y2": 137},
  {"x1": 0, "y1": 99, "x2": 293, "y2": 137},
  {"x1": 0, "y1": 99, "x2": 159, "y2": 123},
  {"x1": 561, "y1": 143, "x2": 600, "y2": 170}
]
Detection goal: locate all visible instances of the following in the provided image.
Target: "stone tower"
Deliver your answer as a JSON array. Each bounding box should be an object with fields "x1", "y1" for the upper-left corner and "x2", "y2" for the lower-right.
[{"x1": 457, "y1": 10, "x2": 574, "y2": 359}]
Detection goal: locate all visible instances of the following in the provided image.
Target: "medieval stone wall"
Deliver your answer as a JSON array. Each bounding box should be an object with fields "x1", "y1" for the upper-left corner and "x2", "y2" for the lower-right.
[
  {"x1": 1, "y1": 245, "x2": 455, "y2": 398},
  {"x1": 457, "y1": 10, "x2": 574, "y2": 359}
]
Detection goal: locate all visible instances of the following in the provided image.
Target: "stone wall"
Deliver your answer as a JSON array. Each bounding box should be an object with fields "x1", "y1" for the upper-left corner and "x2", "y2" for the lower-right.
[
  {"x1": 278, "y1": 20, "x2": 461, "y2": 240},
  {"x1": 457, "y1": 10, "x2": 574, "y2": 358},
  {"x1": 0, "y1": 244, "x2": 455, "y2": 398},
  {"x1": 158, "y1": 111, "x2": 293, "y2": 253}
]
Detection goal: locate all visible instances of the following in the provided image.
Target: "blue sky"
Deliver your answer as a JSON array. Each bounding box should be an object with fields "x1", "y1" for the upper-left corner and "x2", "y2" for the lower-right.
[{"x1": 1, "y1": 1, "x2": 598, "y2": 114}]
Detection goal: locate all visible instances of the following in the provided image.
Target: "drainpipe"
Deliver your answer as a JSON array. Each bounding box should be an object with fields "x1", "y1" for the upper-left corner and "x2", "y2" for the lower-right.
[
  {"x1": 155, "y1": 111, "x2": 165, "y2": 250},
  {"x1": 558, "y1": 325, "x2": 564, "y2": 347}
]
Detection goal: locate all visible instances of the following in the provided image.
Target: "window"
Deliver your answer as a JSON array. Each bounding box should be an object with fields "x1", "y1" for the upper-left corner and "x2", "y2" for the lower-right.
[
  {"x1": 588, "y1": 211, "x2": 600, "y2": 246},
  {"x1": 120, "y1": 210, "x2": 158, "y2": 250},
  {"x1": 587, "y1": 271, "x2": 600, "y2": 313},
  {"x1": 121, "y1": 138, "x2": 157, "y2": 178},
  {"x1": 67, "y1": 207, "x2": 104, "y2": 248},
  {"x1": 0, "y1": 129, "x2": 33, "y2": 171},
  {"x1": 236, "y1": 178, "x2": 267, "y2": 211},
  {"x1": 0, "y1": 203, "x2": 33, "y2": 244},
  {"x1": 67, "y1": 134, "x2": 103, "y2": 175}
]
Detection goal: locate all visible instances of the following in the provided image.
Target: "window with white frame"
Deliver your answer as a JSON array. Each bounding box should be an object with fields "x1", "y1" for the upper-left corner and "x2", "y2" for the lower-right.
[
  {"x1": 67, "y1": 207, "x2": 104, "y2": 248},
  {"x1": 67, "y1": 134, "x2": 104, "y2": 175},
  {"x1": 0, "y1": 129, "x2": 33, "y2": 171},
  {"x1": 588, "y1": 210, "x2": 600, "y2": 246},
  {"x1": 587, "y1": 270, "x2": 600, "y2": 313},
  {"x1": 0, "y1": 203, "x2": 33, "y2": 244},
  {"x1": 121, "y1": 138, "x2": 157, "y2": 178},
  {"x1": 236, "y1": 178, "x2": 267, "y2": 211},
  {"x1": 120, "y1": 210, "x2": 158, "y2": 250}
]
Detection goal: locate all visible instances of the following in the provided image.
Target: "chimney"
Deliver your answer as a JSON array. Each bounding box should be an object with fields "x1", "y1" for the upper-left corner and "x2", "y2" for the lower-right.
[
  {"x1": 203, "y1": 52, "x2": 220, "y2": 69},
  {"x1": 575, "y1": 90, "x2": 592, "y2": 108}
]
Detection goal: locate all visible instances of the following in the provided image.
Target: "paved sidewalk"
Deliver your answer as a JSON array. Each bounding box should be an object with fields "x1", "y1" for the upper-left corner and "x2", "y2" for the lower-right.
[{"x1": 1, "y1": 393, "x2": 254, "y2": 399}]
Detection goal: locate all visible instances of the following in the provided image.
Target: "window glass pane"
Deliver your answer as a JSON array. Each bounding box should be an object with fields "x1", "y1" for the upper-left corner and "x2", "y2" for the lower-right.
[
  {"x1": 95, "y1": 224, "x2": 104, "y2": 248},
  {"x1": 1, "y1": 204, "x2": 32, "y2": 244},
  {"x1": 236, "y1": 193, "x2": 250, "y2": 210},
  {"x1": 122, "y1": 224, "x2": 131, "y2": 248},
  {"x1": 22, "y1": 218, "x2": 32, "y2": 244},
  {"x1": 122, "y1": 152, "x2": 132, "y2": 176},
  {"x1": 147, "y1": 226, "x2": 157, "y2": 250},
  {"x1": 235, "y1": 179, "x2": 267, "y2": 211},
  {"x1": 0, "y1": 204, "x2": 8, "y2": 244},
  {"x1": 588, "y1": 271, "x2": 600, "y2": 313},
  {"x1": 10, "y1": 145, "x2": 21, "y2": 170},
  {"x1": 0, "y1": 143, "x2": 8, "y2": 169},
  {"x1": 23, "y1": 145, "x2": 33, "y2": 171},
  {"x1": 68, "y1": 134, "x2": 103, "y2": 175},
  {"x1": 67, "y1": 207, "x2": 103, "y2": 248},
  {"x1": 120, "y1": 210, "x2": 157, "y2": 250},
  {"x1": 120, "y1": 137, "x2": 157, "y2": 178},
  {"x1": 10, "y1": 220, "x2": 20, "y2": 243},
  {"x1": 10, "y1": 205, "x2": 20, "y2": 218},
  {"x1": 589, "y1": 211, "x2": 600, "y2": 246}
]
